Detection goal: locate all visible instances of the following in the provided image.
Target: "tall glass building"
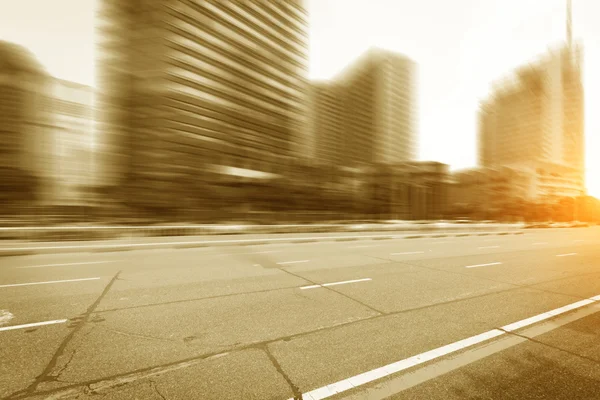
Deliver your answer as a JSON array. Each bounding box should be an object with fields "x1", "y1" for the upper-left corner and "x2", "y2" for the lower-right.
[{"x1": 95, "y1": 0, "x2": 309, "y2": 210}]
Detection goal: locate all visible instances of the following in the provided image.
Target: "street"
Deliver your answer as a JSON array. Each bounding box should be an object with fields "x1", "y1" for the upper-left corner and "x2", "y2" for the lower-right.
[{"x1": 1, "y1": 227, "x2": 600, "y2": 399}]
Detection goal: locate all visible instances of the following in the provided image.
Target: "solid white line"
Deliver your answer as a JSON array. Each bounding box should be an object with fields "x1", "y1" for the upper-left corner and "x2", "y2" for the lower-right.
[
  {"x1": 216, "y1": 250, "x2": 282, "y2": 256},
  {"x1": 348, "y1": 245, "x2": 380, "y2": 248},
  {"x1": 0, "y1": 319, "x2": 68, "y2": 332},
  {"x1": 478, "y1": 246, "x2": 499, "y2": 249},
  {"x1": 277, "y1": 260, "x2": 310, "y2": 265},
  {"x1": 300, "y1": 278, "x2": 372, "y2": 290},
  {"x1": 292, "y1": 294, "x2": 600, "y2": 400},
  {"x1": 533, "y1": 242, "x2": 548, "y2": 245},
  {"x1": 292, "y1": 329, "x2": 505, "y2": 400},
  {"x1": 0, "y1": 277, "x2": 101, "y2": 288},
  {"x1": 501, "y1": 299, "x2": 596, "y2": 332},
  {"x1": 390, "y1": 251, "x2": 425, "y2": 255},
  {"x1": 464, "y1": 262, "x2": 502, "y2": 269},
  {"x1": 18, "y1": 261, "x2": 119, "y2": 269},
  {"x1": 556, "y1": 253, "x2": 577, "y2": 257}
]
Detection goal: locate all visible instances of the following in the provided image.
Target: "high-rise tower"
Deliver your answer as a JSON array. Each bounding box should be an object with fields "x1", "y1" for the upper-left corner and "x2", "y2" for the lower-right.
[
  {"x1": 95, "y1": 1, "x2": 310, "y2": 210},
  {"x1": 477, "y1": 0, "x2": 585, "y2": 200}
]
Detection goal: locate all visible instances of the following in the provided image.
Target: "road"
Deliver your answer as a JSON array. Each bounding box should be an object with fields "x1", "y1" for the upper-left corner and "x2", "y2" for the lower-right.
[{"x1": 0, "y1": 227, "x2": 599, "y2": 399}]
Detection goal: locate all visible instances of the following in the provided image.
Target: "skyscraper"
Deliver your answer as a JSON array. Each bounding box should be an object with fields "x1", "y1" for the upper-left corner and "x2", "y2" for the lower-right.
[
  {"x1": 310, "y1": 48, "x2": 417, "y2": 167},
  {"x1": 95, "y1": 1, "x2": 309, "y2": 209},
  {"x1": 479, "y1": 46, "x2": 583, "y2": 169},
  {"x1": 478, "y1": 2, "x2": 585, "y2": 200}
]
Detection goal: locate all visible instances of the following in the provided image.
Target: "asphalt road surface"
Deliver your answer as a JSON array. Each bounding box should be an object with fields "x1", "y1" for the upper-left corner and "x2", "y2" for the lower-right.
[{"x1": 1, "y1": 227, "x2": 599, "y2": 399}]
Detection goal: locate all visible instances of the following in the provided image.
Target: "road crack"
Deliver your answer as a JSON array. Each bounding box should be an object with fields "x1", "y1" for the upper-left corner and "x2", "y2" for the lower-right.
[
  {"x1": 263, "y1": 345, "x2": 303, "y2": 400},
  {"x1": 150, "y1": 380, "x2": 167, "y2": 400},
  {"x1": 101, "y1": 327, "x2": 177, "y2": 343},
  {"x1": 500, "y1": 328, "x2": 600, "y2": 366},
  {"x1": 5, "y1": 271, "x2": 122, "y2": 399},
  {"x1": 51, "y1": 349, "x2": 77, "y2": 381}
]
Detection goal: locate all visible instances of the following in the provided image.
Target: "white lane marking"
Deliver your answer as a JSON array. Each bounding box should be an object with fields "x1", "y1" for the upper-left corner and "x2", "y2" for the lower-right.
[
  {"x1": 348, "y1": 245, "x2": 380, "y2": 248},
  {"x1": 556, "y1": 253, "x2": 577, "y2": 257},
  {"x1": 464, "y1": 262, "x2": 502, "y2": 269},
  {"x1": 533, "y1": 242, "x2": 548, "y2": 245},
  {"x1": 216, "y1": 250, "x2": 282, "y2": 257},
  {"x1": 478, "y1": 246, "x2": 500, "y2": 249},
  {"x1": 0, "y1": 319, "x2": 68, "y2": 332},
  {"x1": 17, "y1": 261, "x2": 120, "y2": 269},
  {"x1": 291, "y1": 329, "x2": 505, "y2": 400},
  {"x1": 390, "y1": 251, "x2": 425, "y2": 255},
  {"x1": 501, "y1": 299, "x2": 596, "y2": 331},
  {"x1": 277, "y1": 260, "x2": 310, "y2": 265},
  {"x1": 292, "y1": 294, "x2": 600, "y2": 400},
  {"x1": 0, "y1": 277, "x2": 101, "y2": 288},
  {"x1": 300, "y1": 278, "x2": 372, "y2": 290},
  {"x1": 0, "y1": 310, "x2": 14, "y2": 326},
  {"x1": 432, "y1": 241, "x2": 450, "y2": 244}
]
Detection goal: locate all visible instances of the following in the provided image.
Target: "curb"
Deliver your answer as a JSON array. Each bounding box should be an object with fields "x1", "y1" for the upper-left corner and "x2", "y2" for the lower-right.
[{"x1": 0, "y1": 230, "x2": 526, "y2": 257}]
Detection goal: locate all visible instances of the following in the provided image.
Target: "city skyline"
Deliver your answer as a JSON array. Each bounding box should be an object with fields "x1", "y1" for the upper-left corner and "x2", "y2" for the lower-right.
[{"x1": 0, "y1": 0, "x2": 598, "y2": 195}]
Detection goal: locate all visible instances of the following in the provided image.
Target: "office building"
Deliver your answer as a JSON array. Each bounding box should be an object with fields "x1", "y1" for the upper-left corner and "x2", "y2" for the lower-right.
[
  {"x1": 310, "y1": 47, "x2": 417, "y2": 167},
  {"x1": 95, "y1": 0, "x2": 309, "y2": 209},
  {"x1": 49, "y1": 79, "x2": 95, "y2": 205},
  {"x1": 0, "y1": 41, "x2": 55, "y2": 207},
  {"x1": 478, "y1": 3, "x2": 585, "y2": 201}
]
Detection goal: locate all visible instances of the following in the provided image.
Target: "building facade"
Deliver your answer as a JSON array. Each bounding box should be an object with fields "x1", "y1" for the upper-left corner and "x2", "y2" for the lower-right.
[
  {"x1": 309, "y1": 81, "x2": 344, "y2": 165},
  {"x1": 310, "y1": 47, "x2": 417, "y2": 167},
  {"x1": 0, "y1": 41, "x2": 56, "y2": 208},
  {"x1": 49, "y1": 79, "x2": 95, "y2": 205},
  {"x1": 366, "y1": 161, "x2": 449, "y2": 220},
  {"x1": 448, "y1": 167, "x2": 537, "y2": 214},
  {"x1": 96, "y1": 0, "x2": 309, "y2": 210},
  {"x1": 478, "y1": 44, "x2": 585, "y2": 200}
]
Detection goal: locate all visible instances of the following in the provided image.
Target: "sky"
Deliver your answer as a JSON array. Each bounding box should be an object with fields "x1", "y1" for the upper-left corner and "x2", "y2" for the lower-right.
[{"x1": 0, "y1": 0, "x2": 597, "y2": 196}]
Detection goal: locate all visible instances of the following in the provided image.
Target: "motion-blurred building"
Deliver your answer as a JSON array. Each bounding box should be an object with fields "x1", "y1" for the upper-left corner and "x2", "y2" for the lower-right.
[
  {"x1": 49, "y1": 79, "x2": 95, "y2": 206},
  {"x1": 448, "y1": 167, "x2": 537, "y2": 218},
  {"x1": 95, "y1": 0, "x2": 309, "y2": 212},
  {"x1": 0, "y1": 41, "x2": 96, "y2": 215},
  {"x1": 366, "y1": 161, "x2": 449, "y2": 220},
  {"x1": 310, "y1": 47, "x2": 417, "y2": 166},
  {"x1": 0, "y1": 41, "x2": 55, "y2": 209},
  {"x1": 309, "y1": 81, "x2": 344, "y2": 165},
  {"x1": 478, "y1": 43, "x2": 585, "y2": 201}
]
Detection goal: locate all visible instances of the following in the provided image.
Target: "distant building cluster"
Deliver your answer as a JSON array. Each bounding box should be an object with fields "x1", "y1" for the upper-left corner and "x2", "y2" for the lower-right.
[
  {"x1": 0, "y1": 0, "x2": 591, "y2": 223},
  {"x1": 90, "y1": 0, "x2": 436, "y2": 220}
]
